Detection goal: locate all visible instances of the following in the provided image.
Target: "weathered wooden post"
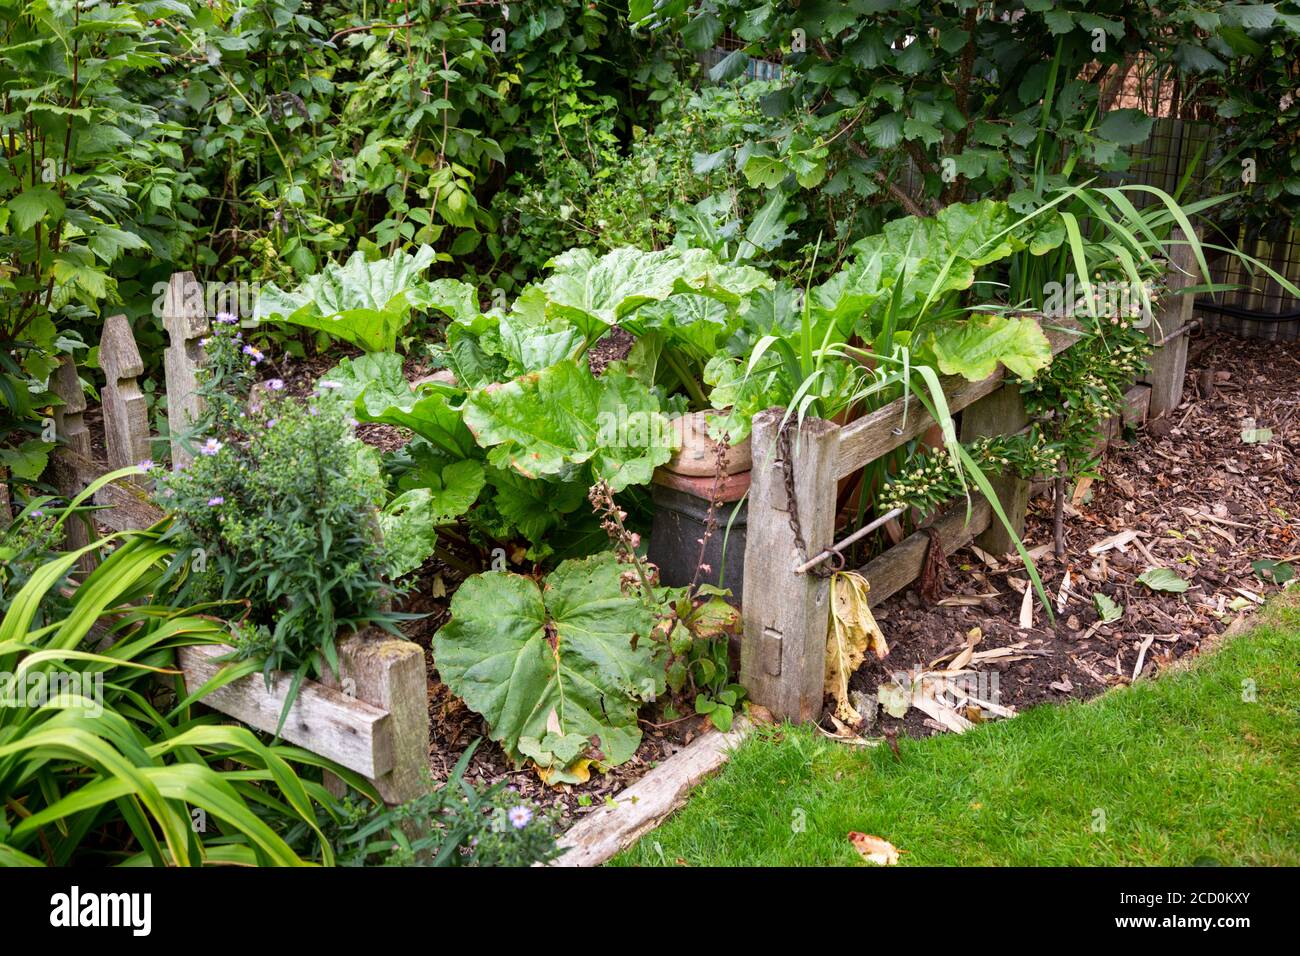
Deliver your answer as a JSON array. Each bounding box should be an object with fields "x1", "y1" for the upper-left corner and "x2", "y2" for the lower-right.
[
  {"x1": 0, "y1": 465, "x2": 10, "y2": 530},
  {"x1": 960, "y1": 382, "x2": 1030, "y2": 556},
  {"x1": 163, "y1": 272, "x2": 208, "y2": 469},
  {"x1": 50, "y1": 356, "x2": 96, "y2": 565},
  {"x1": 740, "y1": 408, "x2": 840, "y2": 723},
  {"x1": 321, "y1": 631, "x2": 430, "y2": 805},
  {"x1": 100, "y1": 315, "x2": 151, "y2": 479},
  {"x1": 1144, "y1": 227, "x2": 1198, "y2": 418}
]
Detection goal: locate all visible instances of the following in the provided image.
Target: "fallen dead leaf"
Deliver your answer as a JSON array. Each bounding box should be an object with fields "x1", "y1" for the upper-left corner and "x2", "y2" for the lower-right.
[{"x1": 849, "y1": 832, "x2": 901, "y2": 866}]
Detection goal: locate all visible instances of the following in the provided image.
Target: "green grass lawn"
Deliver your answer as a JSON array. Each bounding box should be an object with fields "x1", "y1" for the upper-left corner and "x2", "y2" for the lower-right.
[{"x1": 612, "y1": 592, "x2": 1300, "y2": 867}]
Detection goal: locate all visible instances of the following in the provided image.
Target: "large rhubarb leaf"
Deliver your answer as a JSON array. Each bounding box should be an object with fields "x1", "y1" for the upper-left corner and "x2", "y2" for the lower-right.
[
  {"x1": 461, "y1": 359, "x2": 674, "y2": 491},
  {"x1": 379, "y1": 460, "x2": 485, "y2": 578},
  {"x1": 922, "y1": 314, "x2": 1053, "y2": 381},
  {"x1": 254, "y1": 246, "x2": 437, "y2": 351},
  {"x1": 319, "y1": 353, "x2": 477, "y2": 458},
  {"x1": 433, "y1": 554, "x2": 663, "y2": 782},
  {"x1": 809, "y1": 200, "x2": 1024, "y2": 337},
  {"x1": 534, "y1": 246, "x2": 770, "y2": 338}
]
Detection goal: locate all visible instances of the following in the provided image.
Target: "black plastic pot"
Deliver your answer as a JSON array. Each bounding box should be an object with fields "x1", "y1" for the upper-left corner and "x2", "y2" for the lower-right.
[{"x1": 647, "y1": 483, "x2": 748, "y2": 604}]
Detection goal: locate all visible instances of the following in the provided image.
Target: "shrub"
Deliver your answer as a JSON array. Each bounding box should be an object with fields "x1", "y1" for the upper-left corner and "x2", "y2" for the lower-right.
[{"x1": 158, "y1": 323, "x2": 394, "y2": 681}]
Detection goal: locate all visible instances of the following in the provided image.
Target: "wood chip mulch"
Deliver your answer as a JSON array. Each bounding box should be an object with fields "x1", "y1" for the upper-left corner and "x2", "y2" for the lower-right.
[{"x1": 847, "y1": 331, "x2": 1300, "y2": 739}]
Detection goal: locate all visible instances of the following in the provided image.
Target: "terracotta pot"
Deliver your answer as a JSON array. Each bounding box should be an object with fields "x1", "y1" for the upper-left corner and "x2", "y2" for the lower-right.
[{"x1": 663, "y1": 410, "x2": 752, "y2": 477}]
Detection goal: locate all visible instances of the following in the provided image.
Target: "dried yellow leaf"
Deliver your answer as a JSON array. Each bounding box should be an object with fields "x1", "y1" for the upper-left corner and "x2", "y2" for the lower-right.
[{"x1": 826, "y1": 571, "x2": 889, "y2": 724}]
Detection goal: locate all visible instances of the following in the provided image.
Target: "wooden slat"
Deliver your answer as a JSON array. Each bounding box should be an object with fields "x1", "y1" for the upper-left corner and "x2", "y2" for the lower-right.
[
  {"x1": 552, "y1": 718, "x2": 751, "y2": 867},
  {"x1": 834, "y1": 318, "x2": 1082, "y2": 480},
  {"x1": 959, "y1": 382, "x2": 1029, "y2": 556},
  {"x1": 51, "y1": 450, "x2": 165, "y2": 531},
  {"x1": 179, "y1": 644, "x2": 394, "y2": 778},
  {"x1": 859, "y1": 498, "x2": 991, "y2": 608}
]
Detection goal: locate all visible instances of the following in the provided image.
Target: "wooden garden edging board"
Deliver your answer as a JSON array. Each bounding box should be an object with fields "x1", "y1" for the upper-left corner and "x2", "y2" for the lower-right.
[
  {"x1": 179, "y1": 644, "x2": 396, "y2": 778},
  {"x1": 552, "y1": 717, "x2": 752, "y2": 867},
  {"x1": 38, "y1": 274, "x2": 430, "y2": 805},
  {"x1": 741, "y1": 271, "x2": 1195, "y2": 721}
]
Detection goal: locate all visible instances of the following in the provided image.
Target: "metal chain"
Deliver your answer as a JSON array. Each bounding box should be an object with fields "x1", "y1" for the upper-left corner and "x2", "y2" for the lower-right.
[{"x1": 777, "y1": 418, "x2": 842, "y2": 578}]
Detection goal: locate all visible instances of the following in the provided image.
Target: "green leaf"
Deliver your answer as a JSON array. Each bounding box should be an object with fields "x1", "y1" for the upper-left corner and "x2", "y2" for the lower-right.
[
  {"x1": 432, "y1": 554, "x2": 662, "y2": 778},
  {"x1": 535, "y1": 246, "x2": 769, "y2": 339},
  {"x1": 254, "y1": 246, "x2": 437, "y2": 352},
  {"x1": 742, "y1": 154, "x2": 789, "y2": 189},
  {"x1": 462, "y1": 359, "x2": 674, "y2": 492},
  {"x1": 0, "y1": 440, "x2": 53, "y2": 480},
  {"x1": 1137, "y1": 568, "x2": 1189, "y2": 593},
  {"x1": 1095, "y1": 109, "x2": 1155, "y2": 146},
  {"x1": 1251, "y1": 560, "x2": 1294, "y2": 585},
  {"x1": 864, "y1": 112, "x2": 904, "y2": 149},
  {"x1": 320, "y1": 352, "x2": 477, "y2": 459},
  {"x1": 811, "y1": 199, "x2": 1025, "y2": 337},
  {"x1": 379, "y1": 460, "x2": 485, "y2": 578},
  {"x1": 1093, "y1": 593, "x2": 1123, "y2": 623},
  {"x1": 7, "y1": 186, "x2": 65, "y2": 232},
  {"x1": 924, "y1": 314, "x2": 1053, "y2": 381}
]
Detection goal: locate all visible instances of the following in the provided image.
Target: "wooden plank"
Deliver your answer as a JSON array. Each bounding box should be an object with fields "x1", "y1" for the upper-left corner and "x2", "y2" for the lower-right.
[
  {"x1": 834, "y1": 318, "x2": 1081, "y2": 479},
  {"x1": 51, "y1": 450, "x2": 164, "y2": 531},
  {"x1": 959, "y1": 382, "x2": 1029, "y2": 557},
  {"x1": 321, "y1": 629, "x2": 430, "y2": 804},
  {"x1": 1143, "y1": 227, "x2": 1197, "y2": 418},
  {"x1": 163, "y1": 272, "x2": 209, "y2": 470},
  {"x1": 741, "y1": 409, "x2": 839, "y2": 722},
  {"x1": 1122, "y1": 383, "x2": 1151, "y2": 428},
  {"x1": 551, "y1": 718, "x2": 751, "y2": 867},
  {"x1": 100, "y1": 315, "x2": 151, "y2": 478},
  {"x1": 179, "y1": 643, "x2": 395, "y2": 778},
  {"x1": 859, "y1": 498, "x2": 992, "y2": 608}
]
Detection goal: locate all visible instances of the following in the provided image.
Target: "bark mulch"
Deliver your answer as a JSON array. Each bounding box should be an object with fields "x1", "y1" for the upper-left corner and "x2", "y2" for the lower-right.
[{"x1": 846, "y1": 331, "x2": 1300, "y2": 739}]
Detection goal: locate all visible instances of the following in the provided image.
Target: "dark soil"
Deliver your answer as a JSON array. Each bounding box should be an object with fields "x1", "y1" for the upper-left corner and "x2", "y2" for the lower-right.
[{"x1": 847, "y1": 331, "x2": 1300, "y2": 739}]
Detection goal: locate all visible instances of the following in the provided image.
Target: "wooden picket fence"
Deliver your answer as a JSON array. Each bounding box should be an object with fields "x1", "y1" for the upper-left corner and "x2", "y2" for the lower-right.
[
  {"x1": 40, "y1": 273, "x2": 427, "y2": 804},
  {"x1": 740, "y1": 243, "x2": 1198, "y2": 721}
]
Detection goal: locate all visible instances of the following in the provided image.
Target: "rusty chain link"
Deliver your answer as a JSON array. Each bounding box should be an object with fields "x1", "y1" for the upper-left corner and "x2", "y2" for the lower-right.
[{"x1": 777, "y1": 418, "x2": 842, "y2": 578}]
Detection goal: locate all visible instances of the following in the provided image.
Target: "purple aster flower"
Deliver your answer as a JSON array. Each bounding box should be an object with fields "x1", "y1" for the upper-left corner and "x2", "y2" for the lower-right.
[
  {"x1": 242, "y1": 344, "x2": 264, "y2": 364},
  {"x1": 31, "y1": 509, "x2": 44, "y2": 518},
  {"x1": 265, "y1": 378, "x2": 284, "y2": 391},
  {"x1": 137, "y1": 459, "x2": 154, "y2": 472},
  {"x1": 207, "y1": 496, "x2": 225, "y2": 506},
  {"x1": 507, "y1": 806, "x2": 532, "y2": 829},
  {"x1": 215, "y1": 311, "x2": 238, "y2": 325},
  {"x1": 200, "y1": 438, "x2": 223, "y2": 456},
  {"x1": 318, "y1": 379, "x2": 342, "y2": 390},
  {"x1": 266, "y1": 418, "x2": 278, "y2": 429}
]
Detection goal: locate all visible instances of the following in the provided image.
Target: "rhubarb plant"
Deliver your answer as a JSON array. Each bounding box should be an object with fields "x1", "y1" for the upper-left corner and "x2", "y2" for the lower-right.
[{"x1": 433, "y1": 553, "x2": 664, "y2": 784}]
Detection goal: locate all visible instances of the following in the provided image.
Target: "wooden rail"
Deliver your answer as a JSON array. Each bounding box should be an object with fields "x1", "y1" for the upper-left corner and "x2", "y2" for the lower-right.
[
  {"x1": 31, "y1": 274, "x2": 429, "y2": 804},
  {"x1": 741, "y1": 262, "x2": 1195, "y2": 721}
]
